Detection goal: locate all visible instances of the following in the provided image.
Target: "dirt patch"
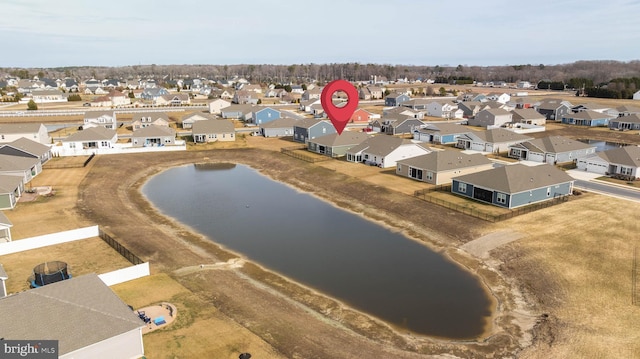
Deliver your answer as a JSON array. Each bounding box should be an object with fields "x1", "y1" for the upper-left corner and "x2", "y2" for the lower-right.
[{"x1": 462, "y1": 230, "x2": 525, "y2": 259}]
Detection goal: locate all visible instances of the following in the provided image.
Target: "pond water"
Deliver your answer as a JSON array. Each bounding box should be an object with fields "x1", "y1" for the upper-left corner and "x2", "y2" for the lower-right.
[
  {"x1": 141, "y1": 163, "x2": 493, "y2": 339},
  {"x1": 578, "y1": 139, "x2": 631, "y2": 152}
]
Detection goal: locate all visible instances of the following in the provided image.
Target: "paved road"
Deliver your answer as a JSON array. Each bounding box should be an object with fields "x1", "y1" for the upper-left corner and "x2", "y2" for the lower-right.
[{"x1": 573, "y1": 179, "x2": 640, "y2": 202}]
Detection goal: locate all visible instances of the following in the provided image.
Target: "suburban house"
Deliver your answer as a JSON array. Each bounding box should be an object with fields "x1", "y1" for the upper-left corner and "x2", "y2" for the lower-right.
[
  {"x1": 467, "y1": 108, "x2": 513, "y2": 128},
  {"x1": 456, "y1": 128, "x2": 533, "y2": 153},
  {"x1": 0, "y1": 137, "x2": 52, "y2": 165},
  {"x1": 561, "y1": 110, "x2": 614, "y2": 127},
  {"x1": 181, "y1": 113, "x2": 217, "y2": 129},
  {"x1": 140, "y1": 87, "x2": 170, "y2": 101},
  {"x1": 307, "y1": 131, "x2": 369, "y2": 158},
  {"x1": 155, "y1": 93, "x2": 190, "y2": 106},
  {"x1": 381, "y1": 117, "x2": 425, "y2": 135},
  {"x1": 508, "y1": 136, "x2": 597, "y2": 163},
  {"x1": 413, "y1": 123, "x2": 472, "y2": 144},
  {"x1": 0, "y1": 274, "x2": 146, "y2": 359},
  {"x1": 300, "y1": 99, "x2": 321, "y2": 113},
  {"x1": 131, "y1": 112, "x2": 169, "y2": 130},
  {"x1": 131, "y1": 125, "x2": 176, "y2": 147},
  {"x1": 293, "y1": 119, "x2": 336, "y2": 143},
  {"x1": 486, "y1": 92, "x2": 511, "y2": 104},
  {"x1": 457, "y1": 101, "x2": 489, "y2": 118},
  {"x1": 220, "y1": 104, "x2": 255, "y2": 121},
  {"x1": 311, "y1": 104, "x2": 326, "y2": 118},
  {"x1": 350, "y1": 108, "x2": 376, "y2": 124},
  {"x1": 384, "y1": 93, "x2": 411, "y2": 107},
  {"x1": 0, "y1": 209, "x2": 13, "y2": 241},
  {"x1": 359, "y1": 86, "x2": 383, "y2": 100},
  {"x1": 511, "y1": 108, "x2": 547, "y2": 126},
  {"x1": 259, "y1": 117, "x2": 298, "y2": 137},
  {"x1": 208, "y1": 98, "x2": 231, "y2": 114},
  {"x1": 0, "y1": 123, "x2": 51, "y2": 145},
  {"x1": 634, "y1": 90, "x2": 640, "y2": 100},
  {"x1": 577, "y1": 145, "x2": 640, "y2": 178},
  {"x1": 0, "y1": 153, "x2": 42, "y2": 185},
  {"x1": 535, "y1": 99, "x2": 572, "y2": 121},
  {"x1": 426, "y1": 101, "x2": 464, "y2": 119},
  {"x1": 401, "y1": 99, "x2": 430, "y2": 110},
  {"x1": 609, "y1": 114, "x2": 640, "y2": 131},
  {"x1": 345, "y1": 135, "x2": 431, "y2": 168},
  {"x1": 614, "y1": 105, "x2": 640, "y2": 117},
  {"x1": 192, "y1": 119, "x2": 235, "y2": 143},
  {"x1": 83, "y1": 110, "x2": 116, "y2": 129},
  {"x1": 264, "y1": 88, "x2": 287, "y2": 98},
  {"x1": 99, "y1": 90, "x2": 130, "y2": 107},
  {"x1": 301, "y1": 88, "x2": 322, "y2": 101},
  {"x1": 30, "y1": 89, "x2": 67, "y2": 103},
  {"x1": 396, "y1": 149, "x2": 494, "y2": 185},
  {"x1": 252, "y1": 107, "x2": 281, "y2": 125},
  {"x1": 0, "y1": 174, "x2": 25, "y2": 210},
  {"x1": 232, "y1": 90, "x2": 259, "y2": 105},
  {"x1": 383, "y1": 106, "x2": 424, "y2": 119},
  {"x1": 571, "y1": 103, "x2": 613, "y2": 115},
  {"x1": 451, "y1": 164, "x2": 574, "y2": 209},
  {"x1": 61, "y1": 127, "x2": 118, "y2": 152}
]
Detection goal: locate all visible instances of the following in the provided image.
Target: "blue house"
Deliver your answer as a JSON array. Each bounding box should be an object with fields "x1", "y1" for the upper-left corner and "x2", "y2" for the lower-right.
[
  {"x1": 561, "y1": 110, "x2": 613, "y2": 127},
  {"x1": 451, "y1": 164, "x2": 574, "y2": 209},
  {"x1": 293, "y1": 119, "x2": 336, "y2": 143},
  {"x1": 252, "y1": 107, "x2": 281, "y2": 125},
  {"x1": 384, "y1": 93, "x2": 411, "y2": 107}
]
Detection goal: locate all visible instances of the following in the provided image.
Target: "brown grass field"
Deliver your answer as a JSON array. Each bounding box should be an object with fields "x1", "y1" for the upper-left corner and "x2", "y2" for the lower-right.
[{"x1": 2, "y1": 99, "x2": 640, "y2": 357}]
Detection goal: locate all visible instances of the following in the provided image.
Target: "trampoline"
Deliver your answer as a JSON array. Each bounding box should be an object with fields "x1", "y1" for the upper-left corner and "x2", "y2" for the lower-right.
[{"x1": 30, "y1": 261, "x2": 72, "y2": 288}]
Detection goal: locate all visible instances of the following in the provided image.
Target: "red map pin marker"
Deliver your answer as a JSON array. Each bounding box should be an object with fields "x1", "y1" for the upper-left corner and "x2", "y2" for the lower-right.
[{"x1": 320, "y1": 79, "x2": 359, "y2": 135}]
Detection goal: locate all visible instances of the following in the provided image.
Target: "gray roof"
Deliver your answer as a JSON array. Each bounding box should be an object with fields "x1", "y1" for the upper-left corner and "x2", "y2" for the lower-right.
[
  {"x1": 3, "y1": 137, "x2": 51, "y2": 156},
  {"x1": 420, "y1": 122, "x2": 471, "y2": 135},
  {"x1": 132, "y1": 125, "x2": 175, "y2": 137},
  {"x1": 612, "y1": 114, "x2": 640, "y2": 124},
  {"x1": 397, "y1": 149, "x2": 492, "y2": 172},
  {"x1": 479, "y1": 107, "x2": 510, "y2": 116},
  {"x1": 0, "y1": 123, "x2": 44, "y2": 134},
  {"x1": 182, "y1": 112, "x2": 217, "y2": 122},
  {"x1": 308, "y1": 131, "x2": 369, "y2": 147},
  {"x1": 0, "y1": 274, "x2": 144, "y2": 355},
  {"x1": 192, "y1": 119, "x2": 234, "y2": 134},
  {"x1": 453, "y1": 163, "x2": 574, "y2": 194},
  {"x1": 294, "y1": 118, "x2": 329, "y2": 130},
  {"x1": 132, "y1": 112, "x2": 169, "y2": 122},
  {"x1": 564, "y1": 110, "x2": 614, "y2": 120},
  {"x1": 220, "y1": 104, "x2": 255, "y2": 114},
  {"x1": 468, "y1": 128, "x2": 533, "y2": 143},
  {"x1": 0, "y1": 153, "x2": 39, "y2": 173},
  {"x1": 0, "y1": 210, "x2": 12, "y2": 226},
  {"x1": 84, "y1": 110, "x2": 115, "y2": 120},
  {"x1": 615, "y1": 105, "x2": 640, "y2": 113},
  {"x1": 348, "y1": 135, "x2": 426, "y2": 157},
  {"x1": 259, "y1": 117, "x2": 298, "y2": 129},
  {"x1": 511, "y1": 108, "x2": 545, "y2": 121},
  {"x1": 0, "y1": 174, "x2": 23, "y2": 193},
  {"x1": 521, "y1": 136, "x2": 596, "y2": 154},
  {"x1": 64, "y1": 127, "x2": 117, "y2": 142},
  {"x1": 599, "y1": 145, "x2": 640, "y2": 167},
  {"x1": 537, "y1": 99, "x2": 572, "y2": 111}
]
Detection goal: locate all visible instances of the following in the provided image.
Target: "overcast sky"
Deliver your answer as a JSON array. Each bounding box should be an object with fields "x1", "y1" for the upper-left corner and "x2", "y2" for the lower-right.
[{"x1": 1, "y1": 0, "x2": 639, "y2": 68}]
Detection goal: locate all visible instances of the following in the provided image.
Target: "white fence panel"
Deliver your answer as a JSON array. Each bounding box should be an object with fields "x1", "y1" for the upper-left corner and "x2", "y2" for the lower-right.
[
  {"x1": 98, "y1": 262, "x2": 150, "y2": 286},
  {"x1": 0, "y1": 225, "x2": 99, "y2": 255}
]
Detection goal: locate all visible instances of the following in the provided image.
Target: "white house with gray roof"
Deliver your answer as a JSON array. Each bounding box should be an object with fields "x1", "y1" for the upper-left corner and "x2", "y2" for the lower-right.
[
  {"x1": 0, "y1": 153, "x2": 42, "y2": 184},
  {"x1": 508, "y1": 136, "x2": 597, "y2": 164},
  {"x1": 0, "y1": 273, "x2": 145, "y2": 359},
  {"x1": 192, "y1": 119, "x2": 235, "y2": 143},
  {"x1": 0, "y1": 211, "x2": 12, "y2": 242},
  {"x1": 456, "y1": 128, "x2": 533, "y2": 153},
  {"x1": 259, "y1": 117, "x2": 298, "y2": 137},
  {"x1": 467, "y1": 108, "x2": 513, "y2": 128},
  {"x1": 83, "y1": 110, "x2": 117, "y2": 129},
  {"x1": 0, "y1": 123, "x2": 50, "y2": 145},
  {"x1": 61, "y1": 127, "x2": 118, "y2": 153},
  {"x1": 577, "y1": 145, "x2": 640, "y2": 178},
  {"x1": 346, "y1": 135, "x2": 431, "y2": 168},
  {"x1": 131, "y1": 125, "x2": 176, "y2": 147},
  {"x1": 396, "y1": 149, "x2": 494, "y2": 185},
  {"x1": 511, "y1": 108, "x2": 547, "y2": 126}
]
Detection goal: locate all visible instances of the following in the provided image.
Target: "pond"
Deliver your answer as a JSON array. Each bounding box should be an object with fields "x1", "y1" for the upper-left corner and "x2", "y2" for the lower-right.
[
  {"x1": 141, "y1": 163, "x2": 493, "y2": 339},
  {"x1": 578, "y1": 139, "x2": 631, "y2": 152}
]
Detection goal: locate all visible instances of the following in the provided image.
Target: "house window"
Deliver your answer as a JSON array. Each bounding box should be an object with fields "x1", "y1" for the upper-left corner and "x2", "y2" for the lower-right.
[
  {"x1": 69, "y1": 142, "x2": 76, "y2": 148},
  {"x1": 425, "y1": 171, "x2": 433, "y2": 181},
  {"x1": 409, "y1": 167, "x2": 423, "y2": 180},
  {"x1": 496, "y1": 193, "x2": 507, "y2": 204},
  {"x1": 101, "y1": 141, "x2": 108, "y2": 146},
  {"x1": 458, "y1": 182, "x2": 467, "y2": 193},
  {"x1": 397, "y1": 164, "x2": 401, "y2": 172},
  {"x1": 322, "y1": 127, "x2": 326, "y2": 134},
  {"x1": 621, "y1": 167, "x2": 632, "y2": 175},
  {"x1": 547, "y1": 187, "x2": 551, "y2": 197}
]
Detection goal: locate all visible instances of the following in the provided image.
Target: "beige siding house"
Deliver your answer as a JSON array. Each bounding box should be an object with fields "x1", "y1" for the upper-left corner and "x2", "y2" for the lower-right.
[
  {"x1": 0, "y1": 123, "x2": 51, "y2": 145},
  {"x1": 396, "y1": 150, "x2": 494, "y2": 185},
  {"x1": 131, "y1": 125, "x2": 176, "y2": 147},
  {"x1": 192, "y1": 120, "x2": 235, "y2": 143}
]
